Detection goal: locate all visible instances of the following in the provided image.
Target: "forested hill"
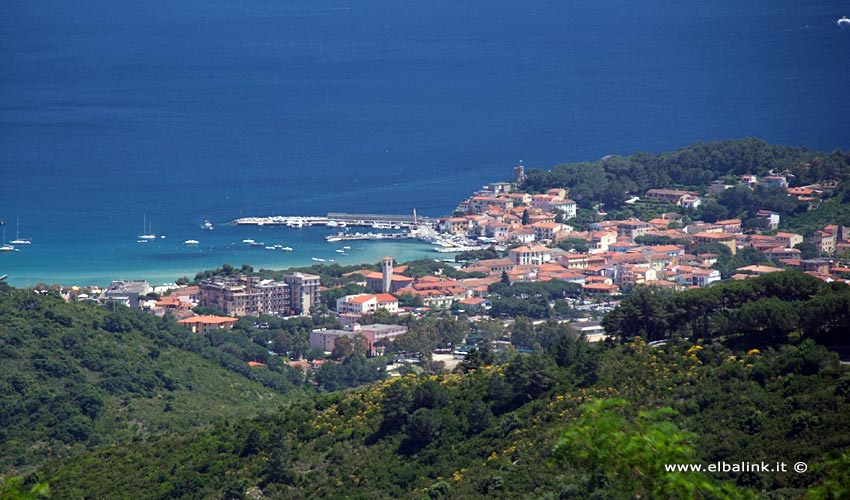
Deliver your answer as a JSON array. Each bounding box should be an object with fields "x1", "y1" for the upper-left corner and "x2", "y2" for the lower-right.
[
  {"x1": 31, "y1": 274, "x2": 850, "y2": 499},
  {"x1": 521, "y1": 138, "x2": 850, "y2": 209},
  {"x1": 603, "y1": 270, "x2": 850, "y2": 346},
  {"x1": 36, "y1": 338, "x2": 850, "y2": 499},
  {"x1": 0, "y1": 286, "x2": 306, "y2": 473}
]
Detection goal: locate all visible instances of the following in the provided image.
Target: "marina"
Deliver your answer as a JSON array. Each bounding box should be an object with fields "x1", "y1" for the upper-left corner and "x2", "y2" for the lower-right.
[
  {"x1": 325, "y1": 231, "x2": 412, "y2": 242},
  {"x1": 233, "y1": 212, "x2": 437, "y2": 229}
]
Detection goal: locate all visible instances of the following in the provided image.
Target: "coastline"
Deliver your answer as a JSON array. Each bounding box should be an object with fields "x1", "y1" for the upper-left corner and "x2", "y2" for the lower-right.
[{"x1": 1, "y1": 234, "x2": 442, "y2": 289}]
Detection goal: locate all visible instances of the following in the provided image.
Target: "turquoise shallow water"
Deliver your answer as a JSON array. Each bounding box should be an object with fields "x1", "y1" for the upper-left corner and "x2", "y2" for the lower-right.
[
  {"x1": 2, "y1": 0, "x2": 849, "y2": 286},
  {"x1": 0, "y1": 224, "x2": 441, "y2": 287}
]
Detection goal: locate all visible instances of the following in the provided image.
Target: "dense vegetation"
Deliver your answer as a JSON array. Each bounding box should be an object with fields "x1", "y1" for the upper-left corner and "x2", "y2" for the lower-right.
[
  {"x1": 603, "y1": 271, "x2": 850, "y2": 346},
  {"x1": 4, "y1": 267, "x2": 842, "y2": 498},
  {"x1": 32, "y1": 325, "x2": 849, "y2": 499},
  {"x1": 0, "y1": 287, "x2": 307, "y2": 473},
  {"x1": 521, "y1": 138, "x2": 850, "y2": 228}
]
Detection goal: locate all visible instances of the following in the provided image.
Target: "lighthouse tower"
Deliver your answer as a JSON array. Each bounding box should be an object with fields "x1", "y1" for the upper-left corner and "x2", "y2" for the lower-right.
[{"x1": 381, "y1": 256, "x2": 393, "y2": 293}]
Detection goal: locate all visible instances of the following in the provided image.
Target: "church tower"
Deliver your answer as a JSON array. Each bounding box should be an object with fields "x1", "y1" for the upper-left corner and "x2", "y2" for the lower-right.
[{"x1": 381, "y1": 256, "x2": 393, "y2": 293}]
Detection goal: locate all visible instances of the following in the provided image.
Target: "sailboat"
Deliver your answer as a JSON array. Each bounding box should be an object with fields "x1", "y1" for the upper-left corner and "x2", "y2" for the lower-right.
[
  {"x1": 1, "y1": 222, "x2": 15, "y2": 252},
  {"x1": 10, "y1": 218, "x2": 31, "y2": 245},
  {"x1": 138, "y1": 214, "x2": 156, "y2": 241}
]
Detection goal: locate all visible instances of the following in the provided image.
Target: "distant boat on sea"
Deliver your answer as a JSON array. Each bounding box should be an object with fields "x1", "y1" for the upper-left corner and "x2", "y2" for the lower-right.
[
  {"x1": 202, "y1": 220, "x2": 214, "y2": 230},
  {"x1": 184, "y1": 239, "x2": 199, "y2": 245},
  {"x1": 9, "y1": 218, "x2": 31, "y2": 245},
  {"x1": 1, "y1": 222, "x2": 15, "y2": 252},
  {"x1": 138, "y1": 214, "x2": 156, "y2": 241}
]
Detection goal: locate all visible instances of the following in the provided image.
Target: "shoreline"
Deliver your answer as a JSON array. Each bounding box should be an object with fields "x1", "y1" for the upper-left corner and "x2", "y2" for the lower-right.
[{"x1": 2, "y1": 238, "x2": 443, "y2": 289}]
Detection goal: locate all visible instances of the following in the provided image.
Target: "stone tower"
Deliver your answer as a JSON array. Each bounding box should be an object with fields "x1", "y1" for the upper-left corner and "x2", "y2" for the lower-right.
[{"x1": 513, "y1": 164, "x2": 526, "y2": 183}]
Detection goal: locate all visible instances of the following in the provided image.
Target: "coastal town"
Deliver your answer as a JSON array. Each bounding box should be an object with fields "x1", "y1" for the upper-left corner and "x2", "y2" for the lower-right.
[{"x1": 39, "y1": 160, "x2": 850, "y2": 371}]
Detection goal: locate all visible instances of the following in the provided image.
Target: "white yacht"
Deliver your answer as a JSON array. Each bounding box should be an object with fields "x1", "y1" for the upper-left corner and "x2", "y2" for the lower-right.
[
  {"x1": 1, "y1": 224, "x2": 15, "y2": 251},
  {"x1": 202, "y1": 219, "x2": 214, "y2": 230},
  {"x1": 10, "y1": 218, "x2": 31, "y2": 245},
  {"x1": 138, "y1": 214, "x2": 156, "y2": 240},
  {"x1": 184, "y1": 239, "x2": 200, "y2": 245}
]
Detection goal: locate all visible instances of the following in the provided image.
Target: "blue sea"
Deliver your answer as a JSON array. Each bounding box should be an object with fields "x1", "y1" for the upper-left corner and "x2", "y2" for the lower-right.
[{"x1": 2, "y1": 0, "x2": 849, "y2": 287}]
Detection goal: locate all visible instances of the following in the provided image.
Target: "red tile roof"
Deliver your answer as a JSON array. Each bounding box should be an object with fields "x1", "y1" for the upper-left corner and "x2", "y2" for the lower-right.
[{"x1": 177, "y1": 315, "x2": 238, "y2": 325}]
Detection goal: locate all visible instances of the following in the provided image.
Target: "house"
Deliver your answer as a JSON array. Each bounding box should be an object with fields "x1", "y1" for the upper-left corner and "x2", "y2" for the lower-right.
[
  {"x1": 177, "y1": 315, "x2": 239, "y2": 334},
  {"x1": 774, "y1": 232, "x2": 804, "y2": 249},
  {"x1": 486, "y1": 222, "x2": 512, "y2": 241},
  {"x1": 531, "y1": 222, "x2": 563, "y2": 242},
  {"x1": 690, "y1": 269, "x2": 721, "y2": 288},
  {"x1": 680, "y1": 195, "x2": 702, "y2": 210},
  {"x1": 735, "y1": 265, "x2": 783, "y2": 277},
  {"x1": 693, "y1": 232, "x2": 738, "y2": 255},
  {"x1": 801, "y1": 259, "x2": 831, "y2": 275},
  {"x1": 507, "y1": 192, "x2": 532, "y2": 205},
  {"x1": 508, "y1": 227, "x2": 536, "y2": 244},
  {"x1": 582, "y1": 283, "x2": 620, "y2": 295},
  {"x1": 807, "y1": 229, "x2": 837, "y2": 255},
  {"x1": 103, "y1": 280, "x2": 151, "y2": 308},
  {"x1": 440, "y1": 217, "x2": 472, "y2": 236},
  {"x1": 741, "y1": 174, "x2": 758, "y2": 186},
  {"x1": 787, "y1": 186, "x2": 815, "y2": 199},
  {"x1": 589, "y1": 231, "x2": 618, "y2": 253},
  {"x1": 459, "y1": 297, "x2": 491, "y2": 310},
  {"x1": 152, "y1": 296, "x2": 194, "y2": 317},
  {"x1": 310, "y1": 324, "x2": 408, "y2": 356},
  {"x1": 469, "y1": 195, "x2": 513, "y2": 214},
  {"x1": 530, "y1": 194, "x2": 558, "y2": 212},
  {"x1": 559, "y1": 253, "x2": 593, "y2": 269},
  {"x1": 609, "y1": 239, "x2": 639, "y2": 253},
  {"x1": 644, "y1": 188, "x2": 699, "y2": 204},
  {"x1": 762, "y1": 247, "x2": 801, "y2": 261},
  {"x1": 171, "y1": 286, "x2": 200, "y2": 305},
  {"x1": 548, "y1": 270, "x2": 587, "y2": 285},
  {"x1": 763, "y1": 175, "x2": 789, "y2": 188},
  {"x1": 508, "y1": 245, "x2": 552, "y2": 265},
  {"x1": 715, "y1": 219, "x2": 743, "y2": 234},
  {"x1": 756, "y1": 210, "x2": 780, "y2": 230},
  {"x1": 550, "y1": 198, "x2": 578, "y2": 219},
  {"x1": 615, "y1": 264, "x2": 657, "y2": 286},
  {"x1": 395, "y1": 276, "x2": 468, "y2": 308},
  {"x1": 336, "y1": 293, "x2": 399, "y2": 316},
  {"x1": 475, "y1": 258, "x2": 516, "y2": 275},
  {"x1": 568, "y1": 321, "x2": 608, "y2": 342},
  {"x1": 617, "y1": 220, "x2": 653, "y2": 240}
]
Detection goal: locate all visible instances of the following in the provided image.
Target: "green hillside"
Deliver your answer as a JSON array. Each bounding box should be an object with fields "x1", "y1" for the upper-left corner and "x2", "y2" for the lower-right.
[
  {"x1": 31, "y1": 292, "x2": 850, "y2": 498},
  {"x1": 0, "y1": 286, "x2": 306, "y2": 474}
]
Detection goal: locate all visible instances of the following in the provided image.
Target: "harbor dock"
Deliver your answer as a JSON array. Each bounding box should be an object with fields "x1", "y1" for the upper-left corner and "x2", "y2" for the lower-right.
[
  {"x1": 325, "y1": 232, "x2": 412, "y2": 242},
  {"x1": 233, "y1": 211, "x2": 489, "y2": 253},
  {"x1": 233, "y1": 212, "x2": 437, "y2": 229}
]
